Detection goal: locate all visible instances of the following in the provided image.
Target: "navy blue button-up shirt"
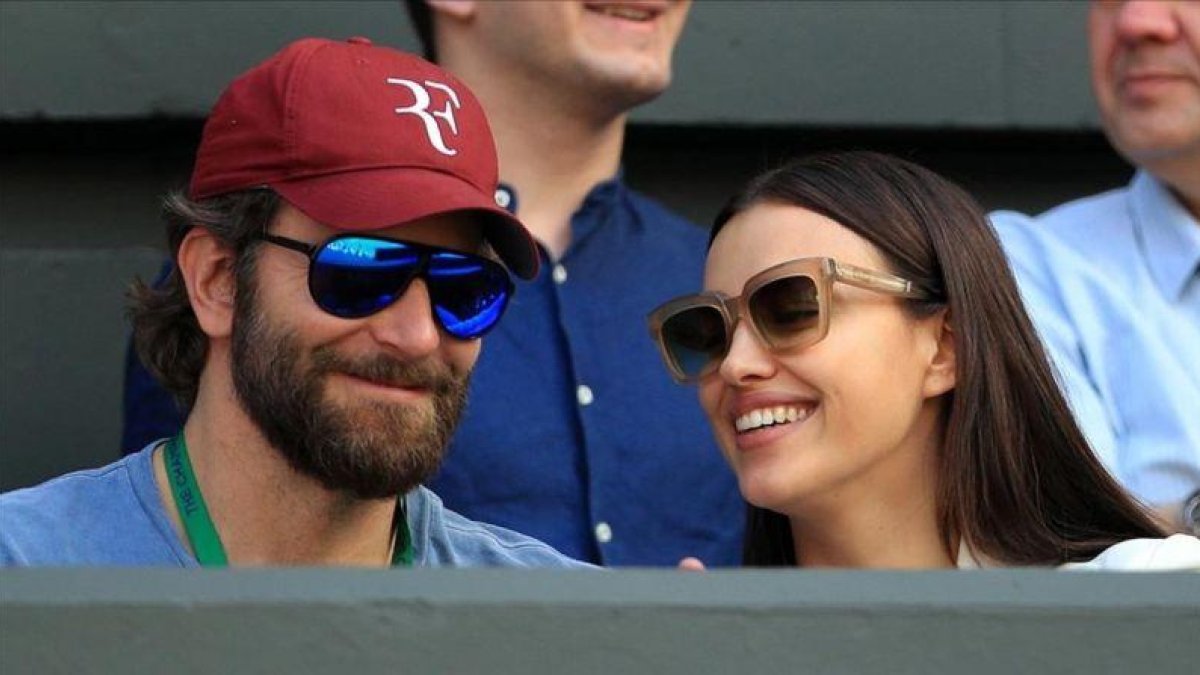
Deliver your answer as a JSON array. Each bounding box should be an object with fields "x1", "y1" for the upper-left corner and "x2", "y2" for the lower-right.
[{"x1": 430, "y1": 177, "x2": 744, "y2": 566}]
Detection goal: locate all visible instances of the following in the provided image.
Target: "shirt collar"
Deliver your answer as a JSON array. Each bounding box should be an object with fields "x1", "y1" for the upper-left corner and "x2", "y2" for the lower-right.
[
  {"x1": 496, "y1": 173, "x2": 627, "y2": 260},
  {"x1": 495, "y1": 171, "x2": 627, "y2": 219},
  {"x1": 579, "y1": 172, "x2": 624, "y2": 211},
  {"x1": 1130, "y1": 170, "x2": 1200, "y2": 301}
]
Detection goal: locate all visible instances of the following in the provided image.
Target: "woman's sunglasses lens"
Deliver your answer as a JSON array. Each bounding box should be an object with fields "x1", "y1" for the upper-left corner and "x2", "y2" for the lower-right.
[
  {"x1": 311, "y1": 237, "x2": 421, "y2": 318},
  {"x1": 749, "y1": 274, "x2": 820, "y2": 345},
  {"x1": 428, "y1": 254, "x2": 512, "y2": 339},
  {"x1": 661, "y1": 305, "x2": 728, "y2": 378}
]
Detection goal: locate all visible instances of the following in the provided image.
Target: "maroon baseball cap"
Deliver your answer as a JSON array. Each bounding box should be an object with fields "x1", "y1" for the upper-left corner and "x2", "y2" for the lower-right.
[{"x1": 189, "y1": 37, "x2": 538, "y2": 279}]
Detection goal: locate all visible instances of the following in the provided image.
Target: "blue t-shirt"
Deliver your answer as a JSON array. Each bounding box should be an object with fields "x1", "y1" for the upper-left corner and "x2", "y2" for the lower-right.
[
  {"x1": 0, "y1": 444, "x2": 592, "y2": 568},
  {"x1": 120, "y1": 177, "x2": 744, "y2": 567}
]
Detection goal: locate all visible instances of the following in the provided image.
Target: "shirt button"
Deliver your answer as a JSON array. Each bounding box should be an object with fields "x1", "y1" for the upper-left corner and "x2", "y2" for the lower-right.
[
  {"x1": 494, "y1": 187, "x2": 513, "y2": 210},
  {"x1": 576, "y1": 384, "x2": 594, "y2": 406},
  {"x1": 552, "y1": 264, "x2": 568, "y2": 284},
  {"x1": 595, "y1": 522, "x2": 613, "y2": 544}
]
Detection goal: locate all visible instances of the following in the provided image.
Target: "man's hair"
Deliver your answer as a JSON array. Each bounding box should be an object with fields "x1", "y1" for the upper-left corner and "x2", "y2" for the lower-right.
[
  {"x1": 715, "y1": 151, "x2": 1164, "y2": 567},
  {"x1": 403, "y1": 0, "x2": 437, "y2": 62},
  {"x1": 128, "y1": 189, "x2": 281, "y2": 411}
]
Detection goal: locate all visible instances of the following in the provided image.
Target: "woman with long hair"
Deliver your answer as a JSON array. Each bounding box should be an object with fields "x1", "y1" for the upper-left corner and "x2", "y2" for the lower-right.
[{"x1": 649, "y1": 151, "x2": 1197, "y2": 569}]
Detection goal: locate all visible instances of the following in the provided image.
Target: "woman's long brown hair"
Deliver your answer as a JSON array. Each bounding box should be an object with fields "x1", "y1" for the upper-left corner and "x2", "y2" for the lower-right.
[{"x1": 713, "y1": 151, "x2": 1163, "y2": 567}]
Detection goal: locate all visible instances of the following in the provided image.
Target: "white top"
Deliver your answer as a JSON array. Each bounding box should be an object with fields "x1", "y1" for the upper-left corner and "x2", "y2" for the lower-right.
[{"x1": 957, "y1": 534, "x2": 1200, "y2": 571}]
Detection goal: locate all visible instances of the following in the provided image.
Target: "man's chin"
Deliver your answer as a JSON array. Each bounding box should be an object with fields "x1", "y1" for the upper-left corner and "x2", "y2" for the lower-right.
[
  {"x1": 291, "y1": 432, "x2": 446, "y2": 500},
  {"x1": 572, "y1": 53, "x2": 669, "y2": 97}
]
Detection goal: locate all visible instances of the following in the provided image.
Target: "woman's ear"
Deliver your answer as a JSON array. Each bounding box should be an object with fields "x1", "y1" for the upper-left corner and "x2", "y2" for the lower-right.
[
  {"x1": 922, "y1": 309, "x2": 957, "y2": 398},
  {"x1": 177, "y1": 227, "x2": 237, "y2": 340}
]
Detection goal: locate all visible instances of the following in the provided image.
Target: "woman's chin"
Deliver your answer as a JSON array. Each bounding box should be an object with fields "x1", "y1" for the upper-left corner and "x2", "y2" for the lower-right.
[{"x1": 738, "y1": 473, "x2": 803, "y2": 515}]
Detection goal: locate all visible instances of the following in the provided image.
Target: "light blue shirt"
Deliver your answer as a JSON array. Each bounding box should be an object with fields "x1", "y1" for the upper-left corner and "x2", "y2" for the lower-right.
[
  {"x1": 991, "y1": 171, "x2": 1200, "y2": 506},
  {"x1": 0, "y1": 443, "x2": 593, "y2": 568}
]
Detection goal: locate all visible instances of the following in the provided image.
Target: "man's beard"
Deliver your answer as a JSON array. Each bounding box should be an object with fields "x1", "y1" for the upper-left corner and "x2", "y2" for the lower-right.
[{"x1": 229, "y1": 277, "x2": 469, "y2": 500}]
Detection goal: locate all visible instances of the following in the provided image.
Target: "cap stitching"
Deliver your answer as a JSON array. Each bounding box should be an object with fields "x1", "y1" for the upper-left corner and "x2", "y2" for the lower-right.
[{"x1": 282, "y1": 40, "x2": 331, "y2": 178}]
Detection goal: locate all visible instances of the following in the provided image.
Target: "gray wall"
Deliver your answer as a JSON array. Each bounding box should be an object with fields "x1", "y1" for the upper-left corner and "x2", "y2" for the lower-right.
[
  {"x1": 0, "y1": 1, "x2": 1132, "y2": 490},
  {"x1": 2, "y1": 1, "x2": 1096, "y2": 127},
  {"x1": 4, "y1": 568, "x2": 1199, "y2": 674}
]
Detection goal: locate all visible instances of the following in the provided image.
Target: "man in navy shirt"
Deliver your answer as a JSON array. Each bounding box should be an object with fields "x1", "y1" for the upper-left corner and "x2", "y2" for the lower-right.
[{"x1": 404, "y1": 0, "x2": 743, "y2": 565}]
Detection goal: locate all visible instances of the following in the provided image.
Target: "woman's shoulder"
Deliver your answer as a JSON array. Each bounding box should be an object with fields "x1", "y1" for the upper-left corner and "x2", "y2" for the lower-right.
[{"x1": 1059, "y1": 534, "x2": 1200, "y2": 571}]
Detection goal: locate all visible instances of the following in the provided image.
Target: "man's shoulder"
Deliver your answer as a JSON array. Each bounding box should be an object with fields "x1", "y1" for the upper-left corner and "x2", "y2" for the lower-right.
[
  {"x1": 991, "y1": 184, "x2": 1139, "y2": 280},
  {"x1": 1037, "y1": 184, "x2": 1134, "y2": 234},
  {"x1": 993, "y1": 185, "x2": 1133, "y2": 246},
  {"x1": 409, "y1": 487, "x2": 594, "y2": 569},
  {"x1": 0, "y1": 447, "x2": 183, "y2": 566},
  {"x1": 1, "y1": 456, "x2": 138, "y2": 520}
]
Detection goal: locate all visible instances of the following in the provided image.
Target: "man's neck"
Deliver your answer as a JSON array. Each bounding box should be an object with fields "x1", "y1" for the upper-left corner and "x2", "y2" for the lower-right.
[
  {"x1": 1142, "y1": 155, "x2": 1200, "y2": 222},
  {"x1": 153, "y1": 374, "x2": 398, "y2": 566},
  {"x1": 1167, "y1": 177, "x2": 1200, "y2": 223},
  {"x1": 442, "y1": 58, "x2": 627, "y2": 260}
]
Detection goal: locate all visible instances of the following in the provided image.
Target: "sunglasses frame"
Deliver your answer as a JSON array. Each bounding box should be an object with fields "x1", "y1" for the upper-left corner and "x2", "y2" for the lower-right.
[
  {"x1": 258, "y1": 232, "x2": 514, "y2": 339},
  {"x1": 647, "y1": 257, "x2": 937, "y2": 384}
]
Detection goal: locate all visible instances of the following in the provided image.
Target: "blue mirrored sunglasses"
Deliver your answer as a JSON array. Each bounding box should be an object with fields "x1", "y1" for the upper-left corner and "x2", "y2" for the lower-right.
[{"x1": 259, "y1": 233, "x2": 514, "y2": 340}]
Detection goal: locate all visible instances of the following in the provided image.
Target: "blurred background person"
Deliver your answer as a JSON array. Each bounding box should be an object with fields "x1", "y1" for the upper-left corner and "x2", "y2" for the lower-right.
[
  {"x1": 405, "y1": 0, "x2": 743, "y2": 566},
  {"x1": 991, "y1": 0, "x2": 1200, "y2": 534}
]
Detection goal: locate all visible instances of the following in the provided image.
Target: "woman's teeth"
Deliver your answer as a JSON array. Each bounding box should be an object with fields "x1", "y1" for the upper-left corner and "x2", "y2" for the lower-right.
[{"x1": 735, "y1": 405, "x2": 813, "y2": 433}]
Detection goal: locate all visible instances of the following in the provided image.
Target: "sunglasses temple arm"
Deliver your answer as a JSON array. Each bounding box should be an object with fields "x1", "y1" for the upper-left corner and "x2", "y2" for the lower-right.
[
  {"x1": 833, "y1": 261, "x2": 932, "y2": 300},
  {"x1": 259, "y1": 233, "x2": 320, "y2": 257}
]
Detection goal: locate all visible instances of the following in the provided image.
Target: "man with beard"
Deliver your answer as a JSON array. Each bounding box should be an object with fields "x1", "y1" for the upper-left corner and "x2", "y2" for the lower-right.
[
  {"x1": 991, "y1": 0, "x2": 1200, "y2": 534},
  {"x1": 0, "y1": 37, "x2": 590, "y2": 568},
  {"x1": 118, "y1": 1, "x2": 741, "y2": 567}
]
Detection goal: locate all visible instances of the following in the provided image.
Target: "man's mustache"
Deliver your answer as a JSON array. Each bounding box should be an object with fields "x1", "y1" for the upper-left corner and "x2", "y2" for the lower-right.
[
  {"x1": 1118, "y1": 50, "x2": 1199, "y2": 81},
  {"x1": 310, "y1": 347, "x2": 461, "y2": 393}
]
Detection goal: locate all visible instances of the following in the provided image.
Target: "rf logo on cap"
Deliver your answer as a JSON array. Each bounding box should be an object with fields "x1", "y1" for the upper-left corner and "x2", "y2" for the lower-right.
[{"x1": 388, "y1": 78, "x2": 462, "y2": 157}]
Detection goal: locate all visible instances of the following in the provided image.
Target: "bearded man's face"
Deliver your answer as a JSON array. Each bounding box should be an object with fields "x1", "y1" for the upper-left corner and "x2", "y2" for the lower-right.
[{"x1": 230, "y1": 254, "x2": 471, "y2": 500}]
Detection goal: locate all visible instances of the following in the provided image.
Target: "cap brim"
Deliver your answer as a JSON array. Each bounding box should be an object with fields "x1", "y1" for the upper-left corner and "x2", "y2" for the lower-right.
[{"x1": 272, "y1": 168, "x2": 539, "y2": 280}]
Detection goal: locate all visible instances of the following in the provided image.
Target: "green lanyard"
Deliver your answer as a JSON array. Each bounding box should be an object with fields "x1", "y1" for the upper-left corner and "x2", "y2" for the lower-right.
[{"x1": 164, "y1": 434, "x2": 413, "y2": 567}]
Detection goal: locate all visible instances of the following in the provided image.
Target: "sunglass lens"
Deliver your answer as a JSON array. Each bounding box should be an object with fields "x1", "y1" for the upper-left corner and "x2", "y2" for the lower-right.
[
  {"x1": 427, "y1": 253, "x2": 512, "y2": 339},
  {"x1": 310, "y1": 237, "x2": 420, "y2": 318},
  {"x1": 749, "y1": 275, "x2": 820, "y2": 346},
  {"x1": 661, "y1": 305, "x2": 728, "y2": 378}
]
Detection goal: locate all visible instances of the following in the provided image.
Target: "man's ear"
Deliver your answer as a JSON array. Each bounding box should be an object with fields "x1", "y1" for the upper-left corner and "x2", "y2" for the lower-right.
[
  {"x1": 177, "y1": 227, "x2": 237, "y2": 340},
  {"x1": 922, "y1": 310, "x2": 957, "y2": 398},
  {"x1": 427, "y1": 0, "x2": 477, "y2": 21}
]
